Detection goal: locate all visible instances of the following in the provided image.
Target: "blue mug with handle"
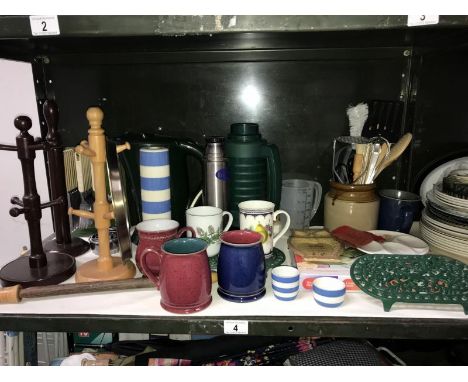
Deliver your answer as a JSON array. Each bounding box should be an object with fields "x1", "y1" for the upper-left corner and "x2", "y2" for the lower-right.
[
  {"x1": 377, "y1": 189, "x2": 422, "y2": 233},
  {"x1": 217, "y1": 230, "x2": 266, "y2": 303}
]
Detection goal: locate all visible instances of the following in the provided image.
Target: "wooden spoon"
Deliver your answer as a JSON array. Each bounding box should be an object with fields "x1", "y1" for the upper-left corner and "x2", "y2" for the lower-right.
[
  {"x1": 369, "y1": 140, "x2": 390, "y2": 183},
  {"x1": 374, "y1": 133, "x2": 413, "y2": 179}
]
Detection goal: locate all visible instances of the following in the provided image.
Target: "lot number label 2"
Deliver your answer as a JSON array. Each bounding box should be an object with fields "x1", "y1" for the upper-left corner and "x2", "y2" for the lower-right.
[{"x1": 30, "y1": 16, "x2": 61, "y2": 36}]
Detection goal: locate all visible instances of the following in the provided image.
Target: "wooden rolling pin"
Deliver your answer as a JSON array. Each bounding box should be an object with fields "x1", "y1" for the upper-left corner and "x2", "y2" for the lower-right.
[
  {"x1": 0, "y1": 277, "x2": 153, "y2": 304},
  {"x1": 0, "y1": 272, "x2": 220, "y2": 303}
]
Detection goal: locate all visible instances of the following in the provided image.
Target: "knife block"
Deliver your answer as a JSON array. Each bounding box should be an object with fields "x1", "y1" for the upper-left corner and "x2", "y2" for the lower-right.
[
  {"x1": 0, "y1": 116, "x2": 76, "y2": 287},
  {"x1": 68, "y1": 107, "x2": 136, "y2": 282}
]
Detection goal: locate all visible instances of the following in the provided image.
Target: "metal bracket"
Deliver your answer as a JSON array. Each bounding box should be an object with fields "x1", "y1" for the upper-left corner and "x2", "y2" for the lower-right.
[
  {"x1": 396, "y1": 48, "x2": 422, "y2": 191},
  {"x1": 31, "y1": 55, "x2": 56, "y2": 229}
]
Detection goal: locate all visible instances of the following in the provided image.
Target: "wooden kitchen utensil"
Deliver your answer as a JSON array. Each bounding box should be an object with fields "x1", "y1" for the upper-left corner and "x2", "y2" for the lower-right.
[
  {"x1": 374, "y1": 133, "x2": 413, "y2": 179},
  {"x1": 0, "y1": 277, "x2": 153, "y2": 304},
  {"x1": 353, "y1": 143, "x2": 367, "y2": 182},
  {"x1": 374, "y1": 140, "x2": 390, "y2": 174},
  {"x1": 68, "y1": 107, "x2": 136, "y2": 282}
]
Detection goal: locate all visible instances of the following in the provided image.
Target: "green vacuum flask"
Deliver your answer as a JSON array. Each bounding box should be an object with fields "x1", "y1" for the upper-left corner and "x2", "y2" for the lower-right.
[{"x1": 225, "y1": 123, "x2": 282, "y2": 227}]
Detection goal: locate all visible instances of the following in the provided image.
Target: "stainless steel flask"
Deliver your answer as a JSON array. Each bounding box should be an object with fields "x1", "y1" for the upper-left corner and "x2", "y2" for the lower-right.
[{"x1": 204, "y1": 136, "x2": 228, "y2": 209}]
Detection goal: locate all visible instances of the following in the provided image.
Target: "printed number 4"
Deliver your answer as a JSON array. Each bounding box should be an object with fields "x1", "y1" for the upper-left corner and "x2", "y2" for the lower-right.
[
  {"x1": 41, "y1": 21, "x2": 47, "y2": 31},
  {"x1": 224, "y1": 320, "x2": 248, "y2": 334}
]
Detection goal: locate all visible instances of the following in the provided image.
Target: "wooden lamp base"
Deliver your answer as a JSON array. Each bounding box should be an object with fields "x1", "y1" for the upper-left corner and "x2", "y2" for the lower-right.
[{"x1": 75, "y1": 257, "x2": 136, "y2": 283}]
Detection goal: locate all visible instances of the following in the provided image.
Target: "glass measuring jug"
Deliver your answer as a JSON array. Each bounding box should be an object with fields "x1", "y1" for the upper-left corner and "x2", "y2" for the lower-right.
[{"x1": 280, "y1": 179, "x2": 322, "y2": 229}]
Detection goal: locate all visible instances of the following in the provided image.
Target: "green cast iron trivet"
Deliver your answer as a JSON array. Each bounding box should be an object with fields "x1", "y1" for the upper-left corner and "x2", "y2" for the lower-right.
[{"x1": 350, "y1": 254, "x2": 468, "y2": 314}]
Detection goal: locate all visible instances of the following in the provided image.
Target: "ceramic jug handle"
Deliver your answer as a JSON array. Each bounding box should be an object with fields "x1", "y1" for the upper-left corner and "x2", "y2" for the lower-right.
[
  {"x1": 140, "y1": 248, "x2": 161, "y2": 290},
  {"x1": 222, "y1": 211, "x2": 233, "y2": 231},
  {"x1": 177, "y1": 227, "x2": 196, "y2": 238},
  {"x1": 263, "y1": 144, "x2": 282, "y2": 208},
  {"x1": 272, "y1": 210, "x2": 291, "y2": 247},
  {"x1": 310, "y1": 181, "x2": 323, "y2": 221}
]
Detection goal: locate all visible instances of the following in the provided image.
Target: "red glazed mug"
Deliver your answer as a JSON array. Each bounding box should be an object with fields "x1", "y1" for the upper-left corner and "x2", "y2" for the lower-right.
[
  {"x1": 135, "y1": 219, "x2": 195, "y2": 275},
  {"x1": 140, "y1": 237, "x2": 212, "y2": 314}
]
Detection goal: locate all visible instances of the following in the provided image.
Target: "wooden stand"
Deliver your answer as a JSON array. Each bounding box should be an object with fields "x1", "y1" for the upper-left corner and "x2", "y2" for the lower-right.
[
  {"x1": 69, "y1": 107, "x2": 135, "y2": 282},
  {"x1": 41, "y1": 100, "x2": 90, "y2": 257},
  {"x1": 0, "y1": 116, "x2": 76, "y2": 287}
]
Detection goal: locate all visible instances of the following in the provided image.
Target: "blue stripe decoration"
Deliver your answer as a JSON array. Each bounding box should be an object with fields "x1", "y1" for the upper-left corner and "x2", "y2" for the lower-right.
[
  {"x1": 142, "y1": 200, "x2": 171, "y2": 214},
  {"x1": 275, "y1": 296, "x2": 297, "y2": 301},
  {"x1": 272, "y1": 285, "x2": 299, "y2": 294},
  {"x1": 141, "y1": 176, "x2": 170, "y2": 191},
  {"x1": 272, "y1": 274, "x2": 300, "y2": 283},
  {"x1": 140, "y1": 150, "x2": 169, "y2": 167},
  {"x1": 313, "y1": 285, "x2": 345, "y2": 298},
  {"x1": 314, "y1": 299, "x2": 343, "y2": 308}
]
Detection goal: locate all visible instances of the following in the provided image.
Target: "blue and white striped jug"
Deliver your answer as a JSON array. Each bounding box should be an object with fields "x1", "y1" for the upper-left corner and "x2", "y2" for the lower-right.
[{"x1": 140, "y1": 147, "x2": 171, "y2": 220}]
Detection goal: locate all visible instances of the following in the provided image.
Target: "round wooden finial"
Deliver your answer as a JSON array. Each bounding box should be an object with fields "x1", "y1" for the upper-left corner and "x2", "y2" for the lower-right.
[
  {"x1": 14, "y1": 116, "x2": 32, "y2": 132},
  {"x1": 86, "y1": 107, "x2": 104, "y2": 129}
]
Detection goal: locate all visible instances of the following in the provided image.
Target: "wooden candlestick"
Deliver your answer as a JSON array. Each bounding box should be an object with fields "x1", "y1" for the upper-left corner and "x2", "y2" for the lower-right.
[{"x1": 69, "y1": 107, "x2": 135, "y2": 282}]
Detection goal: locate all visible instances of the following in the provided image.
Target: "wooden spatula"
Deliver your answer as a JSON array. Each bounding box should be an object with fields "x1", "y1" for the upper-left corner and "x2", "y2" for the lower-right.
[{"x1": 374, "y1": 133, "x2": 413, "y2": 179}]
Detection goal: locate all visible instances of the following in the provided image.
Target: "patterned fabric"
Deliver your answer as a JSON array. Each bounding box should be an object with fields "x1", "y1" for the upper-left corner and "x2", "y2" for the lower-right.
[
  {"x1": 145, "y1": 337, "x2": 317, "y2": 366},
  {"x1": 200, "y1": 337, "x2": 317, "y2": 366},
  {"x1": 148, "y1": 358, "x2": 192, "y2": 366},
  {"x1": 285, "y1": 340, "x2": 385, "y2": 366}
]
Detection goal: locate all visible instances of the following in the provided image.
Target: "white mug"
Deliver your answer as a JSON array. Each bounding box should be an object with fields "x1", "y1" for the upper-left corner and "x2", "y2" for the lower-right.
[
  {"x1": 186, "y1": 206, "x2": 233, "y2": 257},
  {"x1": 239, "y1": 200, "x2": 291, "y2": 258}
]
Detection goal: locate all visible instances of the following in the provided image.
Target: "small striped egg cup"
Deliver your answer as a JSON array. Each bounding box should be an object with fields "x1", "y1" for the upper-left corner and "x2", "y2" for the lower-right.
[
  {"x1": 271, "y1": 266, "x2": 300, "y2": 301},
  {"x1": 312, "y1": 277, "x2": 346, "y2": 308}
]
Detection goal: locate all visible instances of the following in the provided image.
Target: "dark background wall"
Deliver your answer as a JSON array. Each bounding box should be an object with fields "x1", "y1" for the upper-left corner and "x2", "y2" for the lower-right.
[
  {"x1": 410, "y1": 49, "x2": 468, "y2": 193},
  {"x1": 6, "y1": 30, "x2": 466, "y2": 225}
]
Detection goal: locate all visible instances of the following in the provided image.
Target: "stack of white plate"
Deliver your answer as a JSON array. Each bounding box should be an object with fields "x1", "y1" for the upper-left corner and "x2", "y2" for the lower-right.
[
  {"x1": 421, "y1": 183, "x2": 468, "y2": 262},
  {"x1": 434, "y1": 184, "x2": 468, "y2": 210}
]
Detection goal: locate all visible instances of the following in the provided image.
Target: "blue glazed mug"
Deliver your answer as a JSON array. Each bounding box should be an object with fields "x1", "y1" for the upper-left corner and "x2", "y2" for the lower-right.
[
  {"x1": 217, "y1": 230, "x2": 266, "y2": 303},
  {"x1": 377, "y1": 189, "x2": 422, "y2": 233}
]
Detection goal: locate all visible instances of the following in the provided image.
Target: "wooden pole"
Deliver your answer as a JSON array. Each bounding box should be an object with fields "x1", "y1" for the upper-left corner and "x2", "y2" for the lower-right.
[{"x1": 0, "y1": 278, "x2": 152, "y2": 304}]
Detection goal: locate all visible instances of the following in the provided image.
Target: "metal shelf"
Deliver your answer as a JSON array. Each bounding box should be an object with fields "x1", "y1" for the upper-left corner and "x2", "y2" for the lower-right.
[
  {"x1": 0, "y1": 314, "x2": 466, "y2": 339},
  {"x1": 0, "y1": 15, "x2": 467, "y2": 341},
  {"x1": 1, "y1": 15, "x2": 468, "y2": 39}
]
